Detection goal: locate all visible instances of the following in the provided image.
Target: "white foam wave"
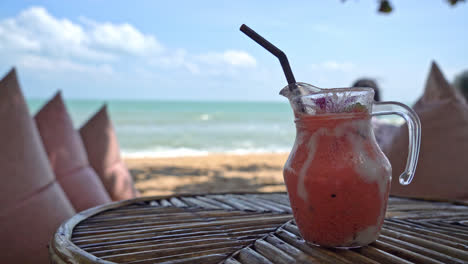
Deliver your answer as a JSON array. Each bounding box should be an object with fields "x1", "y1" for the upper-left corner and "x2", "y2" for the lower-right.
[
  {"x1": 224, "y1": 148, "x2": 290, "y2": 155},
  {"x1": 122, "y1": 148, "x2": 210, "y2": 158},
  {"x1": 122, "y1": 147, "x2": 290, "y2": 158},
  {"x1": 199, "y1": 114, "x2": 211, "y2": 121}
]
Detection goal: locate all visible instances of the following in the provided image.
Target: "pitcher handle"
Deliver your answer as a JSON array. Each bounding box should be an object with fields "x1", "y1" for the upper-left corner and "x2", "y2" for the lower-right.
[{"x1": 372, "y1": 101, "x2": 421, "y2": 185}]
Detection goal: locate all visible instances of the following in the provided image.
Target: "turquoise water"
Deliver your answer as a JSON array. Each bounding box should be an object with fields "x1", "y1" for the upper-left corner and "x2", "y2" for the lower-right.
[
  {"x1": 28, "y1": 99, "x2": 405, "y2": 157},
  {"x1": 28, "y1": 99, "x2": 297, "y2": 157}
]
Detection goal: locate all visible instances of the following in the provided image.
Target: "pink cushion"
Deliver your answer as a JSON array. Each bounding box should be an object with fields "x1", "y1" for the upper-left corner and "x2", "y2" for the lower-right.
[
  {"x1": 35, "y1": 92, "x2": 111, "y2": 211},
  {"x1": 386, "y1": 62, "x2": 468, "y2": 200},
  {"x1": 80, "y1": 105, "x2": 138, "y2": 201},
  {"x1": 0, "y1": 69, "x2": 75, "y2": 264}
]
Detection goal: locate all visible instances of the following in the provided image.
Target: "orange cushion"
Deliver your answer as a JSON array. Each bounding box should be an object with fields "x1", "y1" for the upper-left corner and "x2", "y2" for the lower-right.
[
  {"x1": 386, "y1": 62, "x2": 468, "y2": 200},
  {"x1": 0, "y1": 69, "x2": 75, "y2": 264},
  {"x1": 80, "y1": 105, "x2": 138, "y2": 201},
  {"x1": 35, "y1": 92, "x2": 111, "y2": 211}
]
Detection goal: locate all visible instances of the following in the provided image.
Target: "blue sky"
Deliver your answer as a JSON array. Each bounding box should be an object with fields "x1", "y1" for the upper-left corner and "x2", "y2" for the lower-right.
[{"x1": 0, "y1": 1, "x2": 467, "y2": 102}]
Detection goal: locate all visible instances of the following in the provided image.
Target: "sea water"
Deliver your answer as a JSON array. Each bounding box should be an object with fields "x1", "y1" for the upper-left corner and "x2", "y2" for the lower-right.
[
  {"x1": 27, "y1": 99, "x2": 294, "y2": 157},
  {"x1": 27, "y1": 99, "x2": 404, "y2": 158}
]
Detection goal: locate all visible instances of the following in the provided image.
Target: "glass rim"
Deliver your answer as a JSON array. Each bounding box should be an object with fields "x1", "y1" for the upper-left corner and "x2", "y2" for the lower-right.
[{"x1": 283, "y1": 82, "x2": 375, "y2": 94}]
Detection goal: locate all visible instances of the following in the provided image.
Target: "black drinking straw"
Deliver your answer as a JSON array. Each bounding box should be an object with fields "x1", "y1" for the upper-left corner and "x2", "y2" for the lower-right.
[{"x1": 240, "y1": 24, "x2": 296, "y2": 85}]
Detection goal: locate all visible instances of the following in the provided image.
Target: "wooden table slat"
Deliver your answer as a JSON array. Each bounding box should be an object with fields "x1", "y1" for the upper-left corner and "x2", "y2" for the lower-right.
[{"x1": 49, "y1": 193, "x2": 468, "y2": 264}]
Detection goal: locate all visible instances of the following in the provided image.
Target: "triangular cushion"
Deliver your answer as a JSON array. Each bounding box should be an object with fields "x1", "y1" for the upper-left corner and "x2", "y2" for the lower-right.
[
  {"x1": 0, "y1": 69, "x2": 75, "y2": 264},
  {"x1": 386, "y1": 62, "x2": 468, "y2": 200},
  {"x1": 34, "y1": 92, "x2": 111, "y2": 211},
  {"x1": 80, "y1": 105, "x2": 138, "y2": 201}
]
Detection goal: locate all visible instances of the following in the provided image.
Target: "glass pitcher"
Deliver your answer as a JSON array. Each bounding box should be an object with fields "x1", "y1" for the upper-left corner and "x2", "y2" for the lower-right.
[{"x1": 281, "y1": 83, "x2": 421, "y2": 248}]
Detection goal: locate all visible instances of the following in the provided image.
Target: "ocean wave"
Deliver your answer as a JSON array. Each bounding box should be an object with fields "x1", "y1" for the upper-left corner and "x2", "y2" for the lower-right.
[
  {"x1": 121, "y1": 146, "x2": 290, "y2": 158},
  {"x1": 199, "y1": 114, "x2": 211, "y2": 121},
  {"x1": 122, "y1": 148, "x2": 210, "y2": 158}
]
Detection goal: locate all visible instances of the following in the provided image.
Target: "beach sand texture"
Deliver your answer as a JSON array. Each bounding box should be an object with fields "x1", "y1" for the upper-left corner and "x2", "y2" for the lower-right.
[{"x1": 126, "y1": 153, "x2": 288, "y2": 196}]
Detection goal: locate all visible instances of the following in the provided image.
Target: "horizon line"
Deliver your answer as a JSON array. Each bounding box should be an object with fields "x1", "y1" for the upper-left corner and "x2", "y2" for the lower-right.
[{"x1": 25, "y1": 97, "x2": 289, "y2": 104}]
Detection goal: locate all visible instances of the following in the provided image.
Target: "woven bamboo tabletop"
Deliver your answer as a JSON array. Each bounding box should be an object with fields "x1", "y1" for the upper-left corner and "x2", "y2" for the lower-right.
[{"x1": 50, "y1": 193, "x2": 468, "y2": 264}]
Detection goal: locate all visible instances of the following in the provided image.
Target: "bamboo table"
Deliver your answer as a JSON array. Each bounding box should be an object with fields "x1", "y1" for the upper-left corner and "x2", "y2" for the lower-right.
[{"x1": 50, "y1": 193, "x2": 468, "y2": 264}]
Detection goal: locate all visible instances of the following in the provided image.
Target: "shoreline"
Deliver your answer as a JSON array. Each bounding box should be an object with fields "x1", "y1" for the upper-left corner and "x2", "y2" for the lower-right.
[
  {"x1": 125, "y1": 153, "x2": 289, "y2": 197},
  {"x1": 121, "y1": 150, "x2": 292, "y2": 159}
]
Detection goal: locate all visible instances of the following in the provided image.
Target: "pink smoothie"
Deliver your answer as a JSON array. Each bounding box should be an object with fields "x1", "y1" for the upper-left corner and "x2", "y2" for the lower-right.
[{"x1": 284, "y1": 112, "x2": 392, "y2": 248}]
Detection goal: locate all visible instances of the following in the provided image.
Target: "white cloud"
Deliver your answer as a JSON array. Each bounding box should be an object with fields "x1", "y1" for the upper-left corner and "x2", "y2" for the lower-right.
[
  {"x1": 0, "y1": 6, "x2": 257, "y2": 77},
  {"x1": 18, "y1": 54, "x2": 113, "y2": 75},
  {"x1": 322, "y1": 61, "x2": 355, "y2": 71},
  {"x1": 310, "y1": 61, "x2": 355, "y2": 72},
  {"x1": 222, "y1": 50, "x2": 257, "y2": 67},
  {"x1": 149, "y1": 49, "x2": 200, "y2": 74},
  {"x1": 0, "y1": 7, "x2": 110, "y2": 60},
  {"x1": 196, "y1": 50, "x2": 257, "y2": 68},
  {"x1": 149, "y1": 49, "x2": 257, "y2": 76},
  {"x1": 0, "y1": 16, "x2": 42, "y2": 51},
  {"x1": 86, "y1": 20, "x2": 164, "y2": 55},
  {"x1": 0, "y1": 6, "x2": 162, "y2": 60}
]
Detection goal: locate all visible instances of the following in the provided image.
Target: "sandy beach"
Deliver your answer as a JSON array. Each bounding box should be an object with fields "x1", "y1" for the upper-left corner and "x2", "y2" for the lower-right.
[{"x1": 126, "y1": 153, "x2": 289, "y2": 197}]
